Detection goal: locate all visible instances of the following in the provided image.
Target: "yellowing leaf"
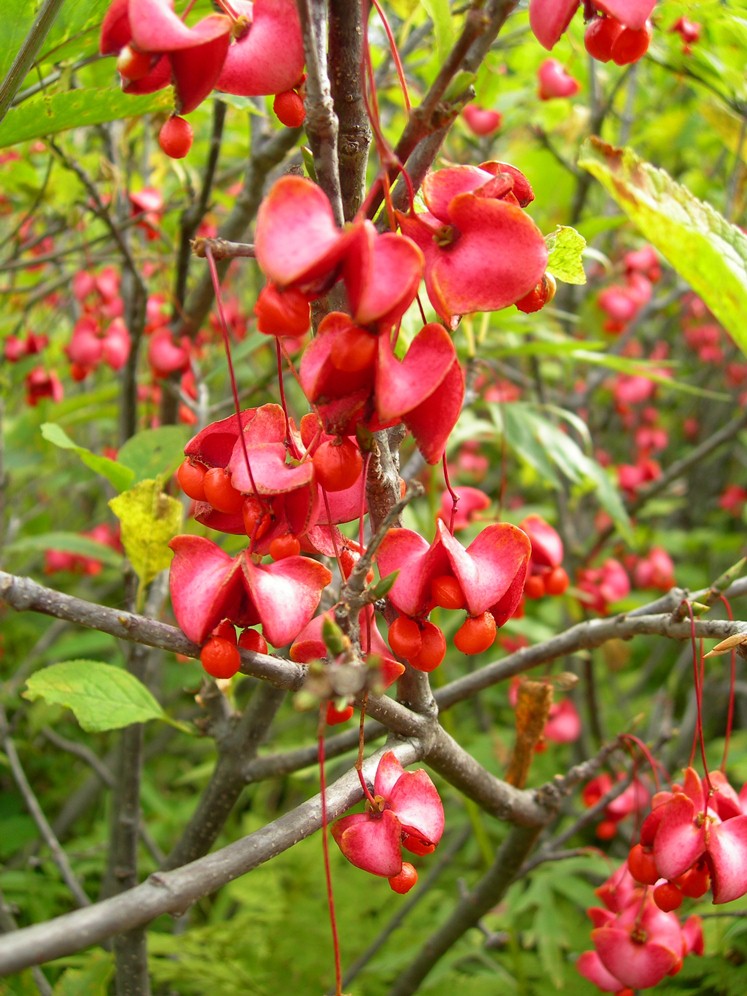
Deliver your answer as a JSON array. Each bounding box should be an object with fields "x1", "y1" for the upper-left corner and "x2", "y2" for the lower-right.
[
  {"x1": 109, "y1": 480, "x2": 182, "y2": 590},
  {"x1": 546, "y1": 225, "x2": 587, "y2": 285},
  {"x1": 578, "y1": 138, "x2": 747, "y2": 357}
]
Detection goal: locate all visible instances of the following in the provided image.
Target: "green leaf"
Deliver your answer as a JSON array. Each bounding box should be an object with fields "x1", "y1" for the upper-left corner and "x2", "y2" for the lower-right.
[
  {"x1": 41, "y1": 422, "x2": 135, "y2": 491},
  {"x1": 4, "y1": 531, "x2": 122, "y2": 567},
  {"x1": 0, "y1": 87, "x2": 173, "y2": 149},
  {"x1": 24, "y1": 661, "x2": 165, "y2": 732},
  {"x1": 578, "y1": 138, "x2": 747, "y2": 357},
  {"x1": 491, "y1": 403, "x2": 631, "y2": 539},
  {"x1": 369, "y1": 570, "x2": 399, "y2": 600},
  {"x1": 117, "y1": 426, "x2": 190, "y2": 485},
  {"x1": 109, "y1": 480, "x2": 182, "y2": 591},
  {"x1": 0, "y1": 1, "x2": 38, "y2": 93},
  {"x1": 545, "y1": 225, "x2": 587, "y2": 285},
  {"x1": 421, "y1": 0, "x2": 451, "y2": 62}
]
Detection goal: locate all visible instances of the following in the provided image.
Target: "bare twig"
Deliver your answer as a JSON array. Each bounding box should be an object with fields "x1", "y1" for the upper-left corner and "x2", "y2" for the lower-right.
[{"x1": 0, "y1": 704, "x2": 91, "y2": 910}]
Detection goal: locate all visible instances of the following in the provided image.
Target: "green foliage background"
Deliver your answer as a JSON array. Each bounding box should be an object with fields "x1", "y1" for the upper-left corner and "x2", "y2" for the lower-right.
[{"x1": 1, "y1": 0, "x2": 747, "y2": 993}]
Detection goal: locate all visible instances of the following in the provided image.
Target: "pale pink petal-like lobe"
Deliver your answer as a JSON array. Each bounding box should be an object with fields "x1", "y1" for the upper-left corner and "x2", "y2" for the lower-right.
[
  {"x1": 388, "y1": 770, "x2": 445, "y2": 846},
  {"x1": 592, "y1": 928, "x2": 679, "y2": 989},
  {"x1": 438, "y1": 519, "x2": 532, "y2": 617},
  {"x1": 331, "y1": 810, "x2": 403, "y2": 877},
  {"x1": 422, "y1": 166, "x2": 495, "y2": 221},
  {"x1": 374, "y1": 751, "x2": 405, "y2": 799},
  {"x1": 217, "y1": 0, "x2": 305, "y2": 97},
  {"x1": 240, "y1": 554, "x2": 332, "y2": 647},
  {"x1": 707, "y1": 815, "x2": 747, "y2": 904},
  {"x1": 254, "y1": 177, "x2": 346, "y2": 288},
  {"x1": 528, "y1": 0, "x2": 579, "y2": 50},
  {"x1": 653, "y1": 793, "x2": 705, "y2": 882},
  {"x1": 168, "y1": 536, "x2": 246, "y2": 644},
  {"x1": 402, "y1": 353, "x2": 464, "y2": 464},
  {"x1": 345, "y1": 222, "x2": 423, "y2": 328},
  {"x1": 598, "y1": 0, "x2": 656, "y2": 30},
  {"x1": 576, "y1": 950, "x2": 623, "y2": 992},
  {"x1": 375, "y1": 324, "x2": 455, "y2": 421}
]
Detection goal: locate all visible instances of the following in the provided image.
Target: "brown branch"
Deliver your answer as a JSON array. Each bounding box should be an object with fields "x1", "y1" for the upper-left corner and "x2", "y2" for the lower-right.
[
  {"x1": 163, "y1": 683, "x2": 287, "y2": 869},
  {"x1": 389, "y1": 822, "x2": 544, "y2": 995},
  {"x1": 0, "y1": 570, "x2": 306, "y2": 691},
  {"x1": 0, "y1": 742, "x2": 424, "y2": 976},
  {"x1": 329, "y1": 0, "x2": 371, "y2": 220},
  {"x1": 296, "y1": 0, "x2": 344, "y2": 224},
  {"x1": 436, "y1": 592, "x2": 747, "y2": 711}
]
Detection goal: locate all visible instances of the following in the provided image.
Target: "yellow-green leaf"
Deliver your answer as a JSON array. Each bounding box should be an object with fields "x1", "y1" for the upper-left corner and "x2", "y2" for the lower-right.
[
  {"x1": 545, "y1": 225, "x2": 587, "y2": 285},
  {"x1": 109, "y1": 480, "x2": 182, "y2": 590},
  {"x1": 578, "y1": 138, "x2": 747, "y2": 357}
]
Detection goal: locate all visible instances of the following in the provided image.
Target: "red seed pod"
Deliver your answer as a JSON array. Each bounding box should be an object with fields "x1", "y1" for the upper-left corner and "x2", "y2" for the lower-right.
[
  {"x1": 627, "y1": 842, "x2": 659, "y2": 886},
  {"x1": 409, "y1": 621, "x2": 446, "y2": 672},
  {"x1": 388, "y1": 862, "x2": 418, "y2": 894},
  {"x1": 653, "y1": 881, "x2": 684, "y2": 912},
  {"x1": 544, "y1": 566, "x2": 570, "y2": 596},
  {"x1": 158, "y1": 116, "x2": 193, "y2": 159},
  {"x1": 388, "y1": 616, "x2": 423, "y2": 660},
  {"x1": 116, "y1": 44, "x2": 153, "y2": 82},
  {"x1": 242, "y1": 496, "x2": 273, "y2": 541},
  {"x1": 584, "y1": 16, "x2": 624, "y2": 62},
  {"x1": 515, "y1": 272, "x2": 557, "y2": 314},
  {"x1": 176, "y1": 458, "x2": 207, "y2": 502},
  {"x1": 313, "y1": 437, "x2": 363, "y2": 492},
  {"x1": 430, "y1": 575, "x2": 466, "y2": 610},
  {"x1": 203, "y1": 467, "x2": 244, "y2": 514},
  {"x1": 524, "y1": 574, "x2": 546, "y2": 599},
  {"x1": 200, "y1": 636, "x2": 241, "y2": 679},
  {"x1": 273, "y1": 89, "x2": 306, "y2": 128},
  {"x1": 269, "y1": 534, "x2": 302, "y2": 560},
  {"x1": 453, "y1": 611, "x2": 497, "y2": 655},
  {"x1": 611, "y1": 22, "x2": 653, "y2": 66}
]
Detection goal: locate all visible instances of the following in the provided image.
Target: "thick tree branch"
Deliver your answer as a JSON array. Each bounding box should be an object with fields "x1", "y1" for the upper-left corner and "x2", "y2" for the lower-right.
[
  {"x1": 0, "y1": 743, "x2": 422, "y2": 976},
  {"x1": 389, "y1": 822, "x2": 544, "y2": 995},
  {"x1": 296, "y1": 0, "x2": 344, "y2": 223}
]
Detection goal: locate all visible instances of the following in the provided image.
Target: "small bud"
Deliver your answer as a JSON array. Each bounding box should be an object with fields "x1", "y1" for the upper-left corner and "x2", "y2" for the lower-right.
[{"x1": 322, "y1": 616, "x2": 347, "y2": 656}]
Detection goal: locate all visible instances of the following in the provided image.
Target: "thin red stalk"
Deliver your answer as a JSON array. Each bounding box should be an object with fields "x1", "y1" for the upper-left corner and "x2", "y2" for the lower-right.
[
  {"x1": 718, "y1": 593, "x2": 737, "y2": 771},
  {"x1": 279, "y1": 338, "x2": 308, "y2": 393},
  {"x1": 621, "y1": 733, "x2": 663, "y2": 793},
  {"x1": 355, "y1": 694, "x2": 377, "y2": 806},
  {"x1": 362, "y1": 17, "x2": 399, "y2": 230},
  {"x1": 684, "y1": 601, "x2": 712, "y2": 794},
  {"x1": 275, "y1": 339, "x2": 301, "y2": 459},
  {"x1": 415, "y1": 292, "x2": 428, "y2": 327},
  {"x1": 317, "y1": 715, "x2": 343, "y2": 996},
  {"x1": 370, "y1": 0, "x2": 411, "y2": 113},
  {"x1": 213, "y1": 0, "x2": 241, "y2": 22},
  {"x1": 441, "y1": 455, "x2": 460, "y2": 535},
  {"x1": 205, "y1": 247, "x2": 258, "y2": 495},
  {"x1": 321, "y1": 487, "x2": 345, "y2": 580}
]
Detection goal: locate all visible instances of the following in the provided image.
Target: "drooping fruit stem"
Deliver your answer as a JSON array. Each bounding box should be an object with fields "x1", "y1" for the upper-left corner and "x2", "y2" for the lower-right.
[
  {"x1": 718, "y1": 593, "x2": 736, "y2": 772},
  {"x1": 205, "y1": 246, "x2": 259, "y2": 494},
  {"x1": 317, "y1": 711, "x2": 343, "y2": 996}
]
